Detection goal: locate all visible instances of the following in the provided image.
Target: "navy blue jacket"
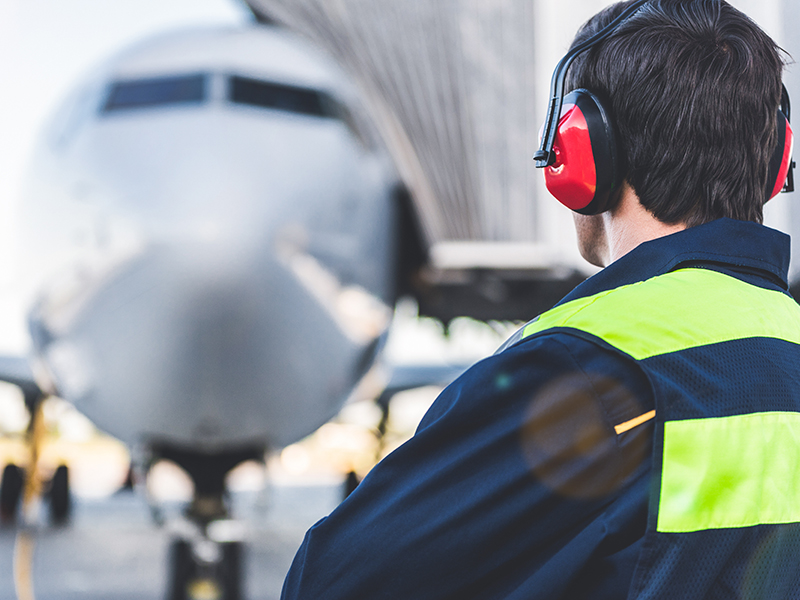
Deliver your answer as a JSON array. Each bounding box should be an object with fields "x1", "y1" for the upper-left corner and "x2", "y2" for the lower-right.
[{"x1": 282, "y1": 219, "x2": 800, "y2": 599}]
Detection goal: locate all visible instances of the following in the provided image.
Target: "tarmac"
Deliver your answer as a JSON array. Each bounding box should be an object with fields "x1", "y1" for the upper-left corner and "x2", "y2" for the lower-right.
[{"x1": 0, "y1": 483, "x2": 342, "y2": 600}]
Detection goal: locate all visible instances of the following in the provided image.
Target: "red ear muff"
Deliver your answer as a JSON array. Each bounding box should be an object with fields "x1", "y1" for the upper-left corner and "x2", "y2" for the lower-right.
[
  {"x1": 766, "y1": 109, "x2": 794, "y2": 200},
  {"x1": 543, "y1": 89, "x2": 621, "y2": 215}
]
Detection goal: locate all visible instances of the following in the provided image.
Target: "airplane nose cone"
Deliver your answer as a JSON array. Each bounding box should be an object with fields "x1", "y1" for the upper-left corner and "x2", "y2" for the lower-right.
[{"x1": 36, "y1": 236, "x2": 386, "y2": 450}]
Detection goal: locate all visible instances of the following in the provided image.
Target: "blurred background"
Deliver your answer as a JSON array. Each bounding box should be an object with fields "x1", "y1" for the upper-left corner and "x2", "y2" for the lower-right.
[{"x1": 0, "y1": 0, "x2": 798, "y2": 599}]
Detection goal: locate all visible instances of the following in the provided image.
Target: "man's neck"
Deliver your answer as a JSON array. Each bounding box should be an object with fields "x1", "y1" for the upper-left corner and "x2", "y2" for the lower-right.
[{"x1": 601, "y1": 186, "x2": 686, "y2": 264}]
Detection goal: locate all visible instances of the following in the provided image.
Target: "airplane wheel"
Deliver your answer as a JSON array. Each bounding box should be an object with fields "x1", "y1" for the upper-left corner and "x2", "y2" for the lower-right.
[
  {"x1": 344, "y1": 470, "x2": 361, "y2": 499},
  {"x1": 166, "y1": 539, "x2": 243, "y2": 600},
  {"x1": 120, "y1": 464, "x2": 135, "y2": 492},
  {"x1": 0, "y1": 464, "x2": 24, "y2": 523},
  {"x1": 220, "y1": 542, "x2": 242, "y2": 600},
  {"x1": 49, "y1": 465, "x2": 71, "y2": 525},
  {"x1": 167, "y1": 539, "x2": 193, "y2": 600}
]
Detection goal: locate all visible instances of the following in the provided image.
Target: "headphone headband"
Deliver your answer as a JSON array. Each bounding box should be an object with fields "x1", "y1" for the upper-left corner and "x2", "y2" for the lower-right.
[
  {"x1": 533, "y1": 0, "x2": 650, "y2": 168},
  {"x1": 781, "y1": 84, "x2": 795, "y2": 193}
]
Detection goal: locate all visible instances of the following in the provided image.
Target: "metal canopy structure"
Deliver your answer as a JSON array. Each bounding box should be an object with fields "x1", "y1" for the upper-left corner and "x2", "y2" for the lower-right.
[
  {"x1": 246, "y1": 0, "x2": 542, "y2": 246},
  {"x1": 244, "y1": 0, "x2": 798, "y2": 284}
]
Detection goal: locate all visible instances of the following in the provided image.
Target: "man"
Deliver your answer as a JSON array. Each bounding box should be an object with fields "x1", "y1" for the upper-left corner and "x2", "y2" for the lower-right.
[{"x1": 282, "y1": 1, "x2": 800, "y2": 597}]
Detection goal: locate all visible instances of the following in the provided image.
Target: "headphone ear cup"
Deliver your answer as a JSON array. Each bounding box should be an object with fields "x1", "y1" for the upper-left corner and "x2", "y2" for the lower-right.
[
  {"x1": 543, "y1": 89, "x2": 621, "y2": 215},
  {"x1": 766, "y1": 109, "x2": 794, "y2": 200}
]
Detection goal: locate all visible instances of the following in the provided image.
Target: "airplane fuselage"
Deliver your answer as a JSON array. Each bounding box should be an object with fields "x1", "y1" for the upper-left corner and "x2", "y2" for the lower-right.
[{"x1": 19, "y1": 25, "x2": 400, "y2": 454}]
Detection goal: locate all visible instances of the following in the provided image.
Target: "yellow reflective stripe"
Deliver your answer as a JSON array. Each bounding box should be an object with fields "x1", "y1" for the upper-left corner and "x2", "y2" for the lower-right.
[
  {"x1": 614, "y1": 410, "x2": 656, "y2": 434},
  {"x1": 658, "y1": 412, "x2": 800, "y2": 533},
  {"x1": 522, "y1": 268, "x2": 800, "y2": 359}
]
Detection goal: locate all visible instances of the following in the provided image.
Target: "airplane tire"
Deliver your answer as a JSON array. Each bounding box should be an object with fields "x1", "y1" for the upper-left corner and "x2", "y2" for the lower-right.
[
  {"x1": 344, "y1": 470, "x2": 361, "y2": 499},
  {"x1": 220, "y1": 542, "x2": 243, "y2": 600},
  {"x1": 0, "y1": 464, "x2": 24, "y2": 523},
  {"x1": 49, "y1": 465, "x2": 71, "y2": 525},
  {"x1": 166, "y1": 539, "x2": 243, "y2": 600},
  {"x1": 167, "y1": 539, "x2": 193, "y2": 600}
]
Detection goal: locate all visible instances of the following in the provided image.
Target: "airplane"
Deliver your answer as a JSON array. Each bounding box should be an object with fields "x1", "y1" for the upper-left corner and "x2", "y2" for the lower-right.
[
  {"x1": 0, "y1": 15, "x2": 595, "y2": 600},
  {"x1": 2, "y1": 1, "x2": 797, "y2": 597},
  {"x1": 0, "y1": 22, "x2": 415, "y2": 600}
]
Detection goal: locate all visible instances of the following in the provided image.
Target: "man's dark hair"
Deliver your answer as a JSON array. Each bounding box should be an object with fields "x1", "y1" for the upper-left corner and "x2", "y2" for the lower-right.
[{"x1": 566, "y1": 0, "x2": 786, "y2": 226}]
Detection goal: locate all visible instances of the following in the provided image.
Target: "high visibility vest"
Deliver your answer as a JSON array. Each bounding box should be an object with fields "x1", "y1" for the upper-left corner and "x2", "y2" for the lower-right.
[{"x1": 522, "y1": 267, "x2": 800, "y2": 598}]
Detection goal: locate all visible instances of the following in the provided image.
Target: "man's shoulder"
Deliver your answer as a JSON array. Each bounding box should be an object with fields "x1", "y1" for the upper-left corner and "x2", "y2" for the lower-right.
[{"x1": 418, "y1": 327, "x2": 648, "y2": 431}]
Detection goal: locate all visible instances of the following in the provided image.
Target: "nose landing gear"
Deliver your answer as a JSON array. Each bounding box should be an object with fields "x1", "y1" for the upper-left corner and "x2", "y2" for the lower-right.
[
  {"x1": 167, "y1": 521, "x2": 244, "y2": 600},
  {"x1": 150, "y1": 444, "x2": 262, "y2": 600}
]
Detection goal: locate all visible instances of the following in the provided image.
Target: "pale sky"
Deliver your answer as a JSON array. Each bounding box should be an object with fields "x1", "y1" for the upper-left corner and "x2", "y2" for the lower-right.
[
  {"x1": 0, "y1": 0, "x2": 251, "y2": 350},
  {"x1": 0, "y1": 0, "x2": 251, "y2": 216}
]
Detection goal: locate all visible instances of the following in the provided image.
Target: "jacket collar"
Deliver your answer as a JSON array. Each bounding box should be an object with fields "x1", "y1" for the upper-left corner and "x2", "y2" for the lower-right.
[
  {"x1": 498, "y1": 219, "x2": 791, "y2": 353},
  {"x1": 558, "y1": 218, "x2": 790, "y2": 305}
]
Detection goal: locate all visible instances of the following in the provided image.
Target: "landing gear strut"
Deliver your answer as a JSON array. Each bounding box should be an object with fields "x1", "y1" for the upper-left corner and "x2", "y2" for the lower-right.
[
  {"x1": 0, "y1": 389, "x2": 72, "y2": 526},
  {"x1": 151, "y1": 444, "x2": 262, "y2": 600}
]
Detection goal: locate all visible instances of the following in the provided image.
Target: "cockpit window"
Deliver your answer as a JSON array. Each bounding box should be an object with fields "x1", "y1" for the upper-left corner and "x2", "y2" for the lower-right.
[
  {"x1": 228, "y1": 75, "x2": 336, "y2": 119},
  {"x1": 102, "y1": 74, "x2": 207, "y2": 112}
]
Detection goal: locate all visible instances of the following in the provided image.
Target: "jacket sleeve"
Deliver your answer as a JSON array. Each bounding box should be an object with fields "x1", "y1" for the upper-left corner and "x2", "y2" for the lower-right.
[{"x1": 281, "y1": 332, "x2": 655, "y2": 600}]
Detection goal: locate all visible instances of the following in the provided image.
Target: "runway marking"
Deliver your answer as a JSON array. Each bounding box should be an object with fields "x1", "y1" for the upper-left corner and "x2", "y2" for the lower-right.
[{"x1": 13, "y1": 529, "x2": 36, "y2": 600}]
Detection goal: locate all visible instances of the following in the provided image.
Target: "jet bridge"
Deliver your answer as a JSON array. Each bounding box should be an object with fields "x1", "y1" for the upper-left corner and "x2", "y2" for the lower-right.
[{"x1": 246, "y1": 0, "x2": 800, "y2": 314}]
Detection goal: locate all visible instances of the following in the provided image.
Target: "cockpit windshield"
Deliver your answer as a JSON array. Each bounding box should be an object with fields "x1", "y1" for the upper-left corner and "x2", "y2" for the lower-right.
[
  {"x1": 227, "y1": 75, "x2": 337, "y2": 119},
  {"x1": 102, "y1": 74, "x2": 207, "y2": 112},
  {"x1": 99, "y1": 73, "x2": 368, "y2": 143}
]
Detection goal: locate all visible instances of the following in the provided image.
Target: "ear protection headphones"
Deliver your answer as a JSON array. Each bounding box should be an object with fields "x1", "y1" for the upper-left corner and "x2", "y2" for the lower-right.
[{"x1": 533, "y1": 0, "x2": 795, "y2": 215}]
